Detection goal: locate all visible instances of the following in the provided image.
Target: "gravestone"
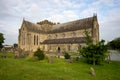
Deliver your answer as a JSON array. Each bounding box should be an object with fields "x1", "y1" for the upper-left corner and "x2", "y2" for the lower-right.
[
  {"x1": 14, "y1": 51, "x2": 19, "y2": 58},
  {"x1": 1, "y1": 48, "x2": 7, "y2": 58},
  {"x1": 48, "y1": 56, "x2": 54, "y2": 63},
  {"x1": 90, "y1": 67, "x2": 95, "y2": 76}
]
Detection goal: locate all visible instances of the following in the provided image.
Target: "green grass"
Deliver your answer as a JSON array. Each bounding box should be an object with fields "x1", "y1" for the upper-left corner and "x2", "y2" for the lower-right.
[{"x1": 0, "y1": 53, "x2": 120, "y2": 80}]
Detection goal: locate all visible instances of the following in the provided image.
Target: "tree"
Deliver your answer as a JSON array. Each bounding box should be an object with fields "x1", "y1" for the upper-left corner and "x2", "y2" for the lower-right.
[
  {"x1": 0, "y1": 33, "x2": 5, "y2": 49},
  {"x1": 13, "y1": 43, "x2": 18, "y2": 49},
  {"x1": 108, "y1": 37, "x2": 120, "y2": 50},
  {"x1": 79, "y1": 30, "x2": 108, "y2": 65},
  {"x1": 84, "y1": 29, "x2": 93, "y2": 45}
]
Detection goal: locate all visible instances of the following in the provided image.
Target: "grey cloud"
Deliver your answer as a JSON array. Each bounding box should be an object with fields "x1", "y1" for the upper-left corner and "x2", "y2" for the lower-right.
[
  {"x1": 0, "y1": 0, "x2": 120, "y2": 45},
  {"x1": 0, "y1": 0, "x2": 11, "y2": 19}
]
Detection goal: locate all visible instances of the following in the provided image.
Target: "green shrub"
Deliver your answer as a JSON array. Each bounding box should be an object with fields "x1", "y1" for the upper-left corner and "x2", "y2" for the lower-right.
[
  {"x1": 64, "y1": 52, "x2": 70, "y2": 59},
  {"x1": 79, "y1": 40, "x2": 108, "y2": 65},
  {"x1": 34, "y1": 48, "x2": 45, "y2": 60}
]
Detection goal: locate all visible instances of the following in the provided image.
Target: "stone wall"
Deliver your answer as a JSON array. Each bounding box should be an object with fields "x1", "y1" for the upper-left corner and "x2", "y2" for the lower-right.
[
  {"x1": 19, "y1": 27, "x2": 93, "y2": 52},
  {"x1": 18, "y1": 16, "x2": 99, "y2": 52}
]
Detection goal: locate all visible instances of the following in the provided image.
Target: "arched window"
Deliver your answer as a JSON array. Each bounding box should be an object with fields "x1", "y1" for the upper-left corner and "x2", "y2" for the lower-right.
[
  {"x1": 68, "y1": 45, "x2": 70, "y2": 51},
  {"x1": 37, "y1": 35, "x2": 38, "y2": 45},
  {"x1": 23, "y1": 33, "x2": 25, "y2": 45},
  {"x1": 55, "y1": 34, "x2": 58, "y2": 39},
  {"x1": 34, "y1": 35, "x2": 36, "y2": 45},
  {"x1": 48, "y1": 45, "x2": 51, "y2": 51},
  {"x1": 29, "y1": 34, "x2": 31, "y2": 45},
  {"x1": 78, "y1": 44, "x2": 81, "y2": 50},
  {"x1": 48, "y1": 35, "x2": 51, "y2": 39},
  {"x1": 72, "y1": 32, "x2": 76, "y2": 37},
  {"x1": 27, "y1": 33, "x2": 29, "y2": 45},
  {"x1": 43, "y1": 46, "x2": 45, "y2": 50},
  {"x1": 21, "y1": 34, "x2": 23, "y2": 45},
  {"x1": 62, "y1": 33, "x2": 65, "y2": 38}
]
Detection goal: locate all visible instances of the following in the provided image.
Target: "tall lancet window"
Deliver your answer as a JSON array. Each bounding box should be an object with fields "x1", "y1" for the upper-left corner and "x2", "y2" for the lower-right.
[
  {"x1": 55, "y1": 34, "x2": 58, "y2": 39},
  {"x1": 27, "y1": 34, "x2": 31, "y2": 45},
  {"x1": 23, "y1": 33, "x2": 25, "y2": 45},
  {"x1": 37, "y1": 35, "x2": 38, "y2": 45},
  {"x1": 72, "y1": 32, "x2": 76, "y2": 37},
  {"x1": 68, "y1": 45, "x2": 70, "y2": 51},
  {"x1": 34, "y1": 35, "x2": 36, "y2": 45},
  {"x1": 62, "y1": 33, "x2": 65, "y2": 38},
  {"x1": 48, "y1": 35, "x2": 51, "y2": 39}
]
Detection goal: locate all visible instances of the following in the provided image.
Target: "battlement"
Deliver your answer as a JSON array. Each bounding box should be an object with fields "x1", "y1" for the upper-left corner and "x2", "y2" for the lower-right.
[{"x1": 37, "y1": 20, "x2": 57, "y2": 25}]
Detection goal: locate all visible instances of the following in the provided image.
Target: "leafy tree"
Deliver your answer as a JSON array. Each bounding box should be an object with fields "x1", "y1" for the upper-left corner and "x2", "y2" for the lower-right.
[
  {"x1": 0, "y1": 33, "x2": 5, "y2": 49},
  {"x1": 108, "y1": 37, "x2": 120, "y2": 50},
  {"x1": 34, "y1": 48, "x2": 45, "y2": 60},
  {"x1": 79, "y1": 30, "x2": 108, "y2": 65},
  {"x1": 84, "y1": 29, "x2": 93, "y2": 45},
  {"x1": 13, "y1": 43, "x2": 18, "y2": 49}
]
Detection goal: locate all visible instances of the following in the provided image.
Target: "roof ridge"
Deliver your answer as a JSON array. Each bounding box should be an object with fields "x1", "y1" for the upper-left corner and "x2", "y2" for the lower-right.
[
  {"x1": 21, "y1": 16, "x2": 96, "y2": 33},
  {"x1": 59, "y1": 16, "x2": 93, "y2": 25}
]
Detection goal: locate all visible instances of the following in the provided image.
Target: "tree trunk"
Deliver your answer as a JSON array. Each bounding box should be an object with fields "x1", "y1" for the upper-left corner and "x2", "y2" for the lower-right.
[{"x1": 93, "y1": 60, "x2": 95, "y2": 65}]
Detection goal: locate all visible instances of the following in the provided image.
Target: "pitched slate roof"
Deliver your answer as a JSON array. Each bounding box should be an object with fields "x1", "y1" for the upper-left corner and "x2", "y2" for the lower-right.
[
  {"x1": 48, "y1": 16, "x2": 94, "y2": 33},
  {"x1": 23, "y1": 15, "x2": 96, "y2": 34},
  {"x1": 23, "y1": 20, "x2": 45, "y2": 33},
  {"x1": 41, "y1": 37, "x2": 86, "y2": 44}
]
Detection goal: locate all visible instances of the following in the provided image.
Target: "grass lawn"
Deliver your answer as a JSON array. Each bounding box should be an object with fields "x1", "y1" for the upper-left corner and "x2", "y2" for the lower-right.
[{"x1": 0, "y1": 53, "x2": 120, "y2": 80}]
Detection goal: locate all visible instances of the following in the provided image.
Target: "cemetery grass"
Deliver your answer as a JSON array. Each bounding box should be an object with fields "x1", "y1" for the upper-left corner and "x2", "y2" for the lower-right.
[{"x1": 0, "y1": 53, "x2": 120, "y2": 80}]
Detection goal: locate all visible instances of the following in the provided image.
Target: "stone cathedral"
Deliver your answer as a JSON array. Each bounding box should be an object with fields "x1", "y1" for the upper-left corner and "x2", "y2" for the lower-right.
[{"x1": 18, "y1": 14, "x2": 99, "y2": 53}]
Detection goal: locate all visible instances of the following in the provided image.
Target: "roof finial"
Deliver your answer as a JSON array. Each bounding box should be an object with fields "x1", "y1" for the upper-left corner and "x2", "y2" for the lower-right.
[
  {"x1": 93, "y1": 13, "x2": 97, "y2": 17},
  {"x1": 93, "y1": 13, "x2": 97, "y2": 21},
  {"x1": 23, "y1": 17, "x2": 25, "y2": 21}
]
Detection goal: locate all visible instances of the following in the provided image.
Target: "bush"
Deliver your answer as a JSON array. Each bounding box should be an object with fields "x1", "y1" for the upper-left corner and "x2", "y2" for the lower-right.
[
  {"x1": 34, "y1": 48, "x2": 45, "y2": 60},
  {"x1": 64, "y1": 52, "x2": 70, "y2": 59}
]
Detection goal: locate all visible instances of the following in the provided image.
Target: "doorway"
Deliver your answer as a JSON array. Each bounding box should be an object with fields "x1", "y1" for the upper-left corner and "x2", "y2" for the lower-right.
[{"x1": 57, "y1": 47, "x2": 60, "y2": 53}]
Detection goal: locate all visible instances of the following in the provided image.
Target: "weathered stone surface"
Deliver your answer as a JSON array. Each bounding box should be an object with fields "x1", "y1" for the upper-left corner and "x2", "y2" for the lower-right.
[{"x1": 18, "y1": 14, "x2": 99, "y2": 52}]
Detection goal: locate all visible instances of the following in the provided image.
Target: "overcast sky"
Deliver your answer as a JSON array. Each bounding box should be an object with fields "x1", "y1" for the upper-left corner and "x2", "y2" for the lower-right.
[{"x1": 0, "y1": 0, "x2": 120, "y2": 45}]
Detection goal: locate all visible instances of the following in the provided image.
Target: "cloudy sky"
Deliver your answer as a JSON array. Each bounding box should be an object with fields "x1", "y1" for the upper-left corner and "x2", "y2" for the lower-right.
[{"x1": 0, "y1": 0, "x2": 120, "y2": 45}]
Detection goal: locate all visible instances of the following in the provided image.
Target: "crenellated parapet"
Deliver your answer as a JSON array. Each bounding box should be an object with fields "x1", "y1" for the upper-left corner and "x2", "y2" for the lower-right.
[{"x1": 37, "y1": 20, "x2": 57, "y2": 25}]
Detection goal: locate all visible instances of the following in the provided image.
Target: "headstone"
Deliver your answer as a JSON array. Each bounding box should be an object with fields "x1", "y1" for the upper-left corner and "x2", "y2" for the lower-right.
[
  {"x1": 90, "y1": 67, "x2": 95, "y2": 76},
  {"x1": 1, "y1": 48, "x2": 7, "y2": 58},
  {"x1": 65, "y1": 59, "x2": 70, "y2": 62},
  {"x1": 14, "y1": 51, "x2": 19, "y2": 58},
  {"x1": 48, "y1": 56, "x2": 54, "y2": 63}
]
